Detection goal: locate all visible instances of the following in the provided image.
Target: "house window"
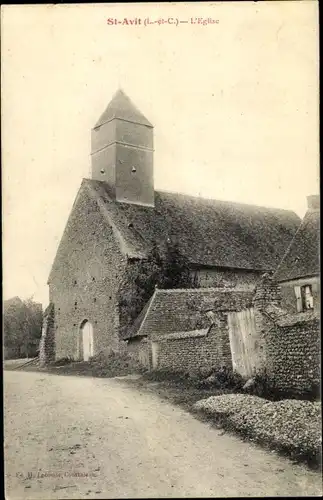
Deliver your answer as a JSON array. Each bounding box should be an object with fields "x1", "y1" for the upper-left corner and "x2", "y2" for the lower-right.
[{"x1": 294, "y1": 285, "x2": 314, "y2": 312}]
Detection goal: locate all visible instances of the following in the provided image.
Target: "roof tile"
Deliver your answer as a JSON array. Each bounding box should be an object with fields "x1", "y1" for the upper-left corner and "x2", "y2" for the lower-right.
[
  {"x1": 88, "y1": 179, "x2": 300, "y2": 271},
  {"x1": 274, "y1": 208, "x2": 319, "y2": 282}
]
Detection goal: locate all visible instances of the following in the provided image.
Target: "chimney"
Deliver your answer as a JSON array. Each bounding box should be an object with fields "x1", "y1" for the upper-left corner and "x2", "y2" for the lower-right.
[{"x1": 307, "y1": 194, "x2": 320, "y2": 210}]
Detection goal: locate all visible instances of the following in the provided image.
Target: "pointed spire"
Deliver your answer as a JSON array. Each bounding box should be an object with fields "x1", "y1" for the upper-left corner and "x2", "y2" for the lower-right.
[{"x1": 94, "y1": 89, "x2": 153, "y2": 128}]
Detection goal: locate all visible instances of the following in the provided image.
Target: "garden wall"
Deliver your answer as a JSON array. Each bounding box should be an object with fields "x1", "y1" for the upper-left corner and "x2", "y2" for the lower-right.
[
  {"x1": 153, "y1": 314, "x2": 232, "y2": 373},
  {"x1": 266, "y1": 315, "x2": 320, "y2": 395}
]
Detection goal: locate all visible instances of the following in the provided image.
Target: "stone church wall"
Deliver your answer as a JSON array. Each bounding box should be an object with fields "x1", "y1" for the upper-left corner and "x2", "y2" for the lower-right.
[
  {"x1": 193, "y1": 267, "x2": 261, "y2": 290},
  {"x1": 49, "y1": 189, "x2": 127, "y2": 360}
]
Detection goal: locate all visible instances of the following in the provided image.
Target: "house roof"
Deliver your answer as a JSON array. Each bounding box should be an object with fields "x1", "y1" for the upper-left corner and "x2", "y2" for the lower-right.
[
  {"x1": 122, "y1": 295, "x2": 154, "y2": 340},
  {"x1": 94, "y1": 89, "x2": 153, "y2": 128},
  {"x1": 123, "y1": 288, "x2": 254, "y2": 340},
  {"x1": 263, "y1": 304, "x2": 319, "y2": 327},
  {"x1": 158, "y1": 329, "x2": 210, "y2": 341},
  {"x1": 86, "y1": 179, "x2": 300, "y2": 272},
  {"x1": 273, "y1": 207, "x2": 320, "y2": 282}
]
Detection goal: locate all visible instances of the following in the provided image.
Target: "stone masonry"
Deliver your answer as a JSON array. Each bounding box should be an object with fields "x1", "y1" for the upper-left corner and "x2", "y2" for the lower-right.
[
  {"x1": 147, "y1": 289, "x2": 254, "y2": 373},
  {"x1": 49, "y1": 188, "x2": 127, "y2": 360},
  {"x1": 252, "y1": 273, "x2": 320, "y2": 395},
  {"x1": 266, "y1": 314, "x2": 320, "y2": 395},
  {"x1": 252, "y1": 272, "x2": 283, "y2": 371},
  {"x1": 39, "y1": 303, "x2": 55, "y2": 366},
  {"x1": 155, "y1": 313, "x2": 232, "y2": 373}
]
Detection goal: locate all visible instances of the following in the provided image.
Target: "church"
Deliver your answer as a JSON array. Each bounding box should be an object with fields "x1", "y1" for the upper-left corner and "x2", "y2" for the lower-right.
[{"x1": 47, "y1": 89, "x2": 300, "y2": 362}]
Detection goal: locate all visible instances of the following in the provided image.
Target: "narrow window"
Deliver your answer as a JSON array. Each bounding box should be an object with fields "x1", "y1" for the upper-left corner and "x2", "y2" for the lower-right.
[{"x1": 295, "y1": 285, "x2": 314, "y2": 311}]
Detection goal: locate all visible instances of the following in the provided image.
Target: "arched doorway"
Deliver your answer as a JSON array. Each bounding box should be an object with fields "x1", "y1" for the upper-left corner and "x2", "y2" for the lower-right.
[{"x1": 80, "y1": 321, "x2": 94, "y2": 361}]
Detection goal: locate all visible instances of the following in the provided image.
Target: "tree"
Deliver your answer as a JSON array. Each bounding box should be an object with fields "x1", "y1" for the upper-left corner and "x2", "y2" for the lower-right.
[
  {"x1": 119, "y1": 239, "x2": 199, "y2": 334},
  {"x1": 3, "y1": 297, "x2": 43, "y2": 359},
  {"x1": 157, "y1": 239, "x2": 198, "y2": 290}
]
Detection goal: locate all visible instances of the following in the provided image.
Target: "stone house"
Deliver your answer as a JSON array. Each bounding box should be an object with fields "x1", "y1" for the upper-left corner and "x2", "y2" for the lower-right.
[
  {"x1": 273, "y1": 195, "x2": 320, "y2": 313},
  {"x1": 131, "y1": 275, "x2": 320, "y2": 396},
  {"x1": 46, "y1": 89, "x2": 301, "y2": 362},
  {"x1": 249, "y1": 274, "x2": 320, "y2": 395}
]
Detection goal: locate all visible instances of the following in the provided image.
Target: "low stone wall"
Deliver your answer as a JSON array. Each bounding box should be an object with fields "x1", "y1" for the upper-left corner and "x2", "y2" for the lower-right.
[
  {"x1": 266, "y1": 316, "x2": 320, "y2": 395},
  {"x1": 125, "y1": 337, "x2": 151, "y2": 369},
  {"x1": 154, "y1": 315, "x2": 232, "y2": 373}
]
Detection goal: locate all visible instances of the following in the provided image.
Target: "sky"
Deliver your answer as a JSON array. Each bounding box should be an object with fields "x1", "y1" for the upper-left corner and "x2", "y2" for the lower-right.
[{"x1": 2, "y1": 2, "x2": 319, "y2": 307}]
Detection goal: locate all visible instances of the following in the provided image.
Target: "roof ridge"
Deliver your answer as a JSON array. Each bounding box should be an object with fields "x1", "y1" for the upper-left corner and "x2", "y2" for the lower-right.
[
  {"x1": 136, "y1": 290, "x2": 157, "y2": 337},
  {"x1": 155, "y1": 287, "x2": 238, "y2": 294},
  {"x1": 156, "y1": 189, "x2": 299, "y2": 214}
]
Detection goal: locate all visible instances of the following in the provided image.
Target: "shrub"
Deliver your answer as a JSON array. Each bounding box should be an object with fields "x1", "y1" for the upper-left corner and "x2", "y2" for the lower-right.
[
  {"x1": 246, "y1": 370, "x2": 321, "y2": 402},
  {"x1": 197, "y1": 367, "x2": 244, "y2": 391},
  {"x1": 194, "y1": 394, "x2": 322, "y2": 468},
  {"x1": 143, "y1": 368, "x2": 192, "y2": 385},
  {"x1": 88, "y1": 349, "x2": 147, "y2": 377},
  {"x1": 50, "y1": 356, "x2": 74, "y2": 366}
]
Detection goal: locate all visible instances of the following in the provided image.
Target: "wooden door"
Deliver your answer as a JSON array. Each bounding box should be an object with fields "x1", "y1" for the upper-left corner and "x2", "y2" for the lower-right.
[{"x1": 82, "y1": 322, "x2": 94, "y2": 361}]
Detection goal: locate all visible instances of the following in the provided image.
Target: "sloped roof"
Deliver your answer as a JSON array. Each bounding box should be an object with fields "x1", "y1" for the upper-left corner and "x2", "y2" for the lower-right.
[
  {"x1": 158, "y1": 329, "x2": 210, "y2": 340},
  {"x1": 94, "y1": 89, "x2": 153, "y2": 128},
  {"x1": 263, "y1": 304, "x2": 319, "y2": 327},
  {"x1": 86, "y1": 179, "x2": 300, "y2": 271},
  {"x1": 122, "y1": 295, "x2": 153, "y2": 340},
  {"x1": 273, "y1": 207, "x2": 320, "y2": 282},
  {"x1": 276, "y1": 310, "x2": 319, "y2": 327},
  {"x1": 123, "y1": 288, "x2": 254, "y2": 340}
]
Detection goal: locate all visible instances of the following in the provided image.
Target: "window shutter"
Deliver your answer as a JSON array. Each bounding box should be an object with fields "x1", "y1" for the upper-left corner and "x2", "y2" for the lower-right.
[
  {"x1": 309, "y1": 295, "x2": 314, "y2": 309},
  {"x1": 294, "y1": 286, "x2": 302, "y2": 312},
  {"x1": 305, "y1": 286, "x2": 314, "y2": 309}
]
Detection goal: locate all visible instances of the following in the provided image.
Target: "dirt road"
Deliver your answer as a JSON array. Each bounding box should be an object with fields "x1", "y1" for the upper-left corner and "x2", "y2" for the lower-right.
[{"x1": 4, "y1": 371, "x2": 322, "y2": 499}]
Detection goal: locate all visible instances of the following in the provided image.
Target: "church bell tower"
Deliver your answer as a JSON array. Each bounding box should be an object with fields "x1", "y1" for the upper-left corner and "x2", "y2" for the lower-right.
[{"x1": 91, "y1": 89, "x2": 154, "y2": 207}]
